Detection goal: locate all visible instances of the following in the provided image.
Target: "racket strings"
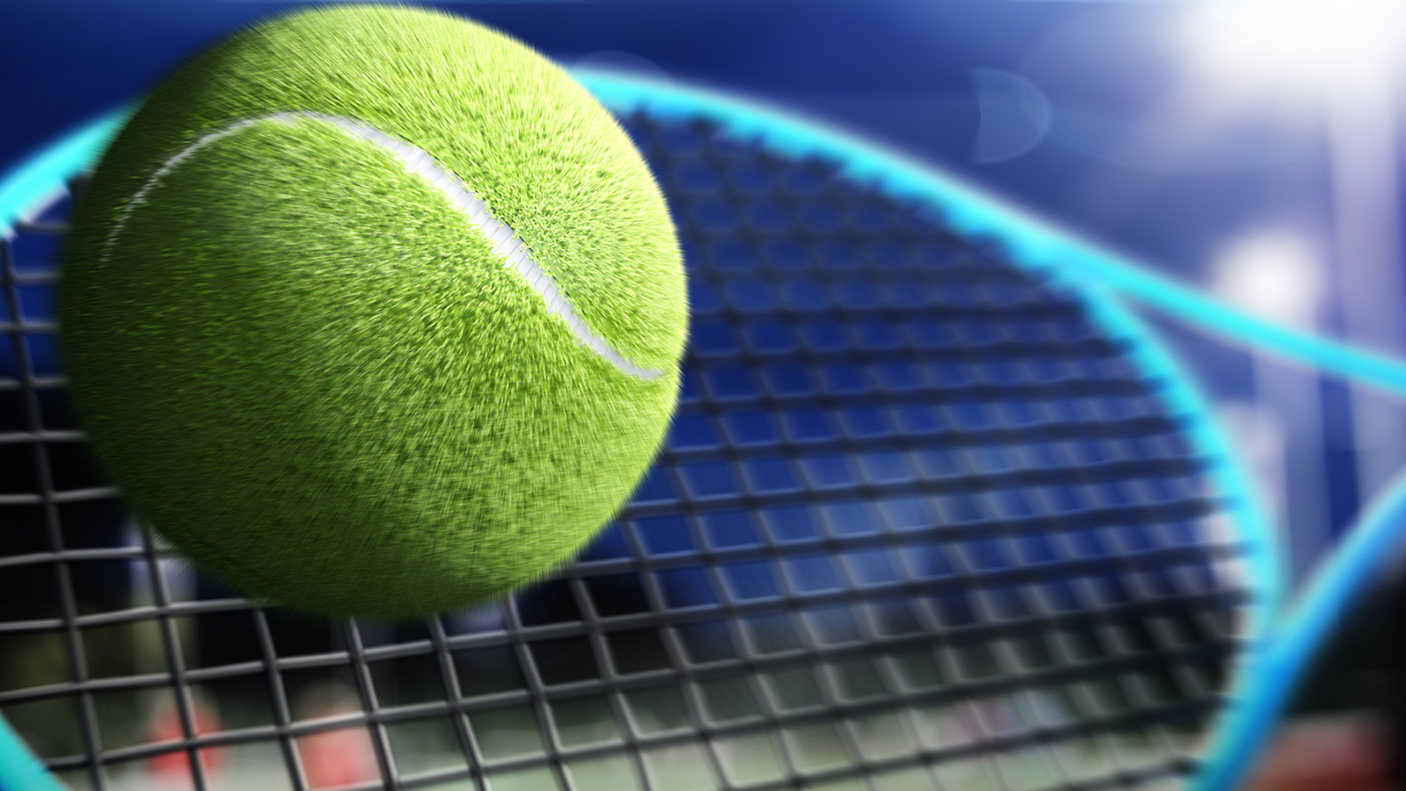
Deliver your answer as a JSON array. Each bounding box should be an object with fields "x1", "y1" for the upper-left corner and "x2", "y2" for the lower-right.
[{"x1": 0, "y1": 113, "x2": 1250, "y2": 791}]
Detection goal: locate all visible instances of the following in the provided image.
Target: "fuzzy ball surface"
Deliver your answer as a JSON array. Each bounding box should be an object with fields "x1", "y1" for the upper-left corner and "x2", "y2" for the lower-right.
[{"x1": 61, "y1": 5, "x2": 686, "y2": 617}]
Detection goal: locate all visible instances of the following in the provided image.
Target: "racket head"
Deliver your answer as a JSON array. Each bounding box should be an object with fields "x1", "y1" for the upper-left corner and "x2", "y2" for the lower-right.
[{"x1": 0, "y1": 71, "x2": 1276, "y2": 791}]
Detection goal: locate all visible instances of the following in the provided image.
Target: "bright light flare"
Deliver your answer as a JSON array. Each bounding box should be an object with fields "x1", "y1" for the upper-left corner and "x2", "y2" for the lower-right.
[
  {"x1": 1212, "y1": 232, "x2": 1323, "y2": 328},
  {"x1": 1178, "y1": 0, "x2": 1406, "y2": 110}
]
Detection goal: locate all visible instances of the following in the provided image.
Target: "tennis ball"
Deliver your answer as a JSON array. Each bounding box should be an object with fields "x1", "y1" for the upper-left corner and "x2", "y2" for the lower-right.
[{"x1": 61, "y1": 5, "x2": 686, "y2": 617}]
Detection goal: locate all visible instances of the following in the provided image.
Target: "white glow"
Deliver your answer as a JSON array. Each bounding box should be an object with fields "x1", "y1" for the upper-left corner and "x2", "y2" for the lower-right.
[
  {"x1": 1178, "y1": 0, "x2": 1406, "y2": 109},
  {"x1": 1212, "y1": 232, "x2": 1323, "y2": 327}
]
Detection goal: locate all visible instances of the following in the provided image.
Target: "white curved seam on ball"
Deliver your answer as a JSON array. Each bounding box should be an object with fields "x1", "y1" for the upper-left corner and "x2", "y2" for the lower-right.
[
  {"x1": 104, "y1": 112, "x2": 662, "y2": 381},
  {"x1": 101, "y1": 117, "x2": 266, "y2": 264}
]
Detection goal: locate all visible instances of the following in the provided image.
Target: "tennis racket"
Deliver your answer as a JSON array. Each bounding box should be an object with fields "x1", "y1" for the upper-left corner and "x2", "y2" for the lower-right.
[{"x1": 3, "y1": 68, "x2": 1405, "y2": 791}]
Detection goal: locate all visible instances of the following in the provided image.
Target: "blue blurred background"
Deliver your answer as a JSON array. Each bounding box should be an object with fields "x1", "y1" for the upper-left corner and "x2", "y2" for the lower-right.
[
  {"x1": 6, "y1": 0, "x2": 1406, "y2": 580},
  {"x1": 10, "y1": 4, "x2": 1406, "y2": 787}
]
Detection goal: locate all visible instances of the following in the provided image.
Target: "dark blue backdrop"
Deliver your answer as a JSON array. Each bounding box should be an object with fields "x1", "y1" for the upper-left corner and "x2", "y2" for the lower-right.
[{"x1": 0, "y1": 0, "x2": 1338, "y2": 283}]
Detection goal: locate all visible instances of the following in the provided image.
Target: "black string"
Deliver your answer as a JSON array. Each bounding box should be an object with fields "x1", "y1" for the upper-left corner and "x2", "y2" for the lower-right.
[{"x1": 0, "y1": 113, "x2": 1248, "y2": 791}]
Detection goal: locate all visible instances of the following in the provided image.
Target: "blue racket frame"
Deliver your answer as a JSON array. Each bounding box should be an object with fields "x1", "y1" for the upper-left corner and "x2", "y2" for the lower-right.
[{"x1": 4, "y1": 69, "x2": 1400, "y2": 791}]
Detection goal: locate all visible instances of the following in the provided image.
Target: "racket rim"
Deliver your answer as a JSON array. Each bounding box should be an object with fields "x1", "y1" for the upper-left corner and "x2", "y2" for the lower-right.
[{"x1": 1, "y1": 70, "x2": 1282, "y2": 791}]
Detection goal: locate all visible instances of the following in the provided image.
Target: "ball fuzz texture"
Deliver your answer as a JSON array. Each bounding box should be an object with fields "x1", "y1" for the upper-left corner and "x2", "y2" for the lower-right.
[{"x1": 61, "y1": 6, "x2": 686, "y2": 617}]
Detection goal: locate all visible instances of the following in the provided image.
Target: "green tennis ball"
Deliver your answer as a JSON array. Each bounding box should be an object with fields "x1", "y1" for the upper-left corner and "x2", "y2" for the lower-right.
[{"x1": 61, "y1": 5, "x2": 686, "y2": 617}]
